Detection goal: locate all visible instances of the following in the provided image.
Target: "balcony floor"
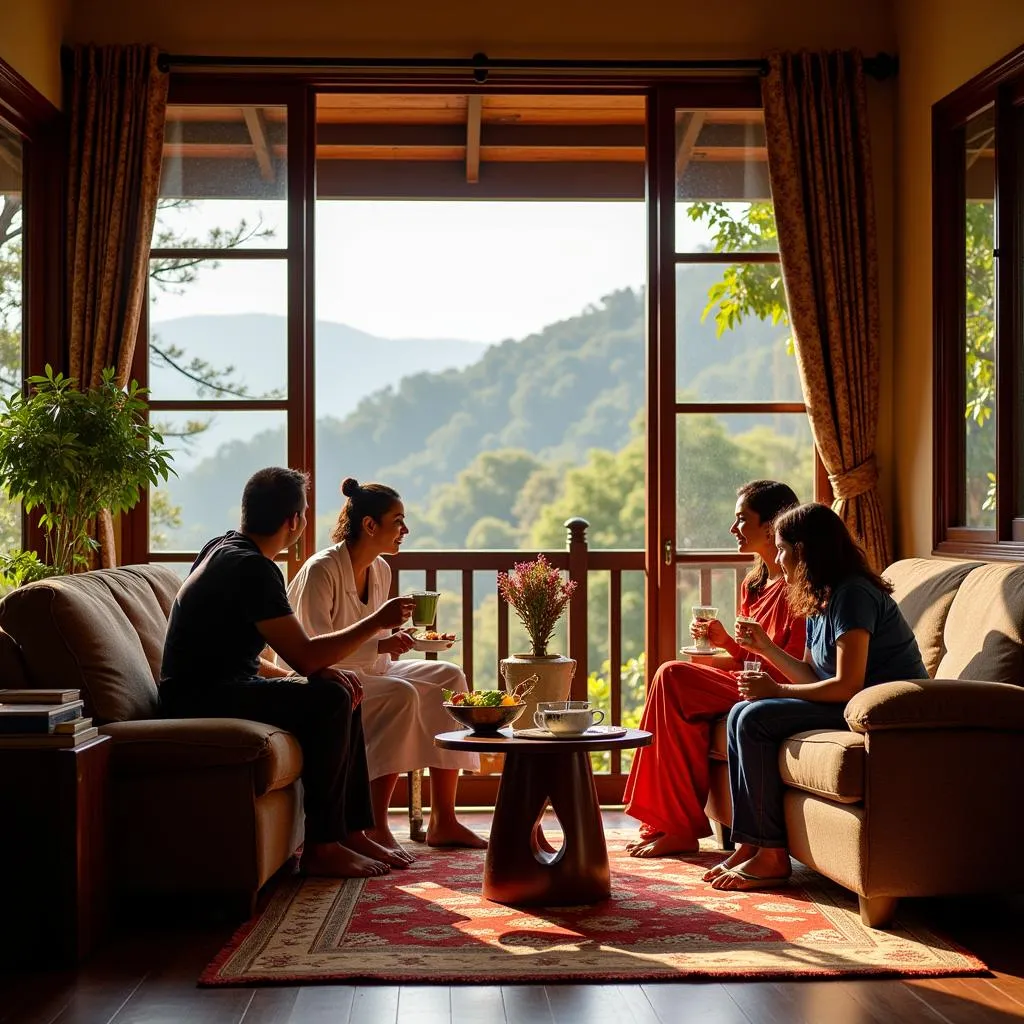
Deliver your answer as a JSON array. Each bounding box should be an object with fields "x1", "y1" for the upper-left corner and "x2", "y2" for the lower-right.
[{"x1": 1, "y1": 811, "x2": 1021, "y2": 1024}]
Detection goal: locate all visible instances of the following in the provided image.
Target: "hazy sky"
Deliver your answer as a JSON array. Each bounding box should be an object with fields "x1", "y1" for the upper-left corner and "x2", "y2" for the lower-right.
[{"x1": 150, "y1": 200, "x2": 667, "y2": 343}]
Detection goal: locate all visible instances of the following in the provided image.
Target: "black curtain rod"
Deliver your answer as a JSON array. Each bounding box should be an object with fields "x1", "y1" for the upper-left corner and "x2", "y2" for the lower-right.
[{"x1": 156, "y1": 51, "x2": 898, "y2": 81}]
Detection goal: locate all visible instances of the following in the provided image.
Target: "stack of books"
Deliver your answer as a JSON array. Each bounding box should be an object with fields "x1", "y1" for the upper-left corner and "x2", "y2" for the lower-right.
[{"x1": 0, "y1": 689, "x2": 98, "y2": 748}]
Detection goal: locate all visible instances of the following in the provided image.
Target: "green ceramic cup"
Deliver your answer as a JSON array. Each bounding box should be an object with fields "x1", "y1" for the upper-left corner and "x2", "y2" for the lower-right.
[{"x1": 411, "y1": 590, "x2": 440, "y2": 627}]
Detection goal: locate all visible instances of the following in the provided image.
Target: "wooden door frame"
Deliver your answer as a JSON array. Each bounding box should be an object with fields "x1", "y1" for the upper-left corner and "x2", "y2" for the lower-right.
[{"x1": 645, "y1": 81, "x2": 764, "y2": 682}]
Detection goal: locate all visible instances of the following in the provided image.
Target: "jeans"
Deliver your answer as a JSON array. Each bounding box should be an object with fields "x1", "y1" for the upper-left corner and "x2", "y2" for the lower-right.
[{"x1": 726, "y1": 697, "x2": 849, "y2": 848}]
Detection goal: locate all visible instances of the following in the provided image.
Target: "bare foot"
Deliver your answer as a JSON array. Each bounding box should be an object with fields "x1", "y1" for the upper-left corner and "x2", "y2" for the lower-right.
[
  {"x1": 626, "y1": 828, "x2": 663, "y2": 852},
  {"x1": 427, "y1": 819, "x2": 488, "y2": 849},
  {"x1": 301, "y1": 841, "x2": 390, "y2": 878},
  {"x1": 365, "y1": 827, "x2": 416, "y2": 864},
  {"x1": 702, "y1": 842, "x2": 759, "y2": 882},
  {"x1": 710, "y1": 847, "x2": 791, "y2": 891},
  {"x1": 628, "y1": 833, "x2": 698, "y2": 858},
  {"x1": 346, "y1": 831, "x2": 412, "y2": 869}
]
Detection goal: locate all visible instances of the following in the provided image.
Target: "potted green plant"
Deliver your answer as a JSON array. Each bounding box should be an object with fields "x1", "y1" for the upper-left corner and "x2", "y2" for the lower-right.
[
  {"x1": 0, "y1": 364, "x2": 174, "y2": 578},
  {"x1": 496, "y1": 554, "x2": 578, "y2": 729}
]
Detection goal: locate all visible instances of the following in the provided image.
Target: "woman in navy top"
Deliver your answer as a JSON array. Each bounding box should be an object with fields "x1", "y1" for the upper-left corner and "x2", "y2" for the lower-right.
[{"x1": 706, "y1": 502, "x2": 927, "y2": 892}]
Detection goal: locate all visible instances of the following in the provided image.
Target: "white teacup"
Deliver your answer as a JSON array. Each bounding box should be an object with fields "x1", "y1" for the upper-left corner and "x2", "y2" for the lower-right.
[{"x1": 534, "y1": 700, "x2": 605, "y2": 735}]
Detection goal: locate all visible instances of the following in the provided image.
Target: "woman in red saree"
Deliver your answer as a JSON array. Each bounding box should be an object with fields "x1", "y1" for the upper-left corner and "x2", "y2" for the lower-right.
[{"x1": 624, "y1": 479, "x2": 805, "y2": 858}]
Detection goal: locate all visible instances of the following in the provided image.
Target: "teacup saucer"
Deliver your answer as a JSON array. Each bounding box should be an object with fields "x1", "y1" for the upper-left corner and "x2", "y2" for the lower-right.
[
  {"x1": 680, "y1": 646, "x2": 728, "y2": 656},
  {"x1": 514, "y1": 725, "x2": 627, "y2": 740}
]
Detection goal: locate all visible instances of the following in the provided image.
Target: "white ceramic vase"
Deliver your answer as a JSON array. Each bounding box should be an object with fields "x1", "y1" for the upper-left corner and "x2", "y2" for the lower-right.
[{"x1": 500, "y1": 652, "x2": 577, "y2": 732}]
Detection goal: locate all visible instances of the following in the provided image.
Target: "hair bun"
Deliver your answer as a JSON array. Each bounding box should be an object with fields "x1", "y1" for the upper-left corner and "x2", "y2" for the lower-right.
[{"x1": 341, "y1": 477, "x2": 360, "y2": 498}]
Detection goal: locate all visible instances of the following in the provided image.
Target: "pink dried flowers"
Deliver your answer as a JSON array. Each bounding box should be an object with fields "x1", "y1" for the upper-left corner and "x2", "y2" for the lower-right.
[{"x1": 497, "y1": 554, "x2": 577, "y2": 657}]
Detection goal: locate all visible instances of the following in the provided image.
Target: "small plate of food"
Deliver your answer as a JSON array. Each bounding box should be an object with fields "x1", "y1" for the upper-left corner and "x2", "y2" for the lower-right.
[{"x1": 411, "y1": 630, "x2": 459, "y2": 652}]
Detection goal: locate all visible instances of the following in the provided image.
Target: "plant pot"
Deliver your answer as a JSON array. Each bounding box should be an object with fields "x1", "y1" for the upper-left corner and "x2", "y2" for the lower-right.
[{"x1": 500, "y1": 653, "x2": 576, "y2": 733}]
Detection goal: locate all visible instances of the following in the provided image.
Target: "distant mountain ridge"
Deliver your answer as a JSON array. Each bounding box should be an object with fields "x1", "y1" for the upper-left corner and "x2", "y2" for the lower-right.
[
  {"x1": 155, "y1": 275, "x2": 801, "y2": 550},
  {"x1": 149, "y1": 313, "x2": 488, "y2": 467}
]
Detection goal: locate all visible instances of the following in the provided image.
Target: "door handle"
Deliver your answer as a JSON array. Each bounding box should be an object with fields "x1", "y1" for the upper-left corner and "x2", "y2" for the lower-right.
[{"x1": 663, "y1": 539, "x2": 674, "y2": 565}]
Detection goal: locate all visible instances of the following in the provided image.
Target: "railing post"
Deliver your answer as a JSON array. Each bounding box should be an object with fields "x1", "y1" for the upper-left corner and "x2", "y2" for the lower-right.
[{"x1": 565, "y1": 516, "x2": 589, "y2": 701}]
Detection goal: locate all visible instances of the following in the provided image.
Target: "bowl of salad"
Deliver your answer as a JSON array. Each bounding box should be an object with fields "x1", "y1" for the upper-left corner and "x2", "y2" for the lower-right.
[{"x1": 441, "y1": 686, "x2": 527, "y2": 734}]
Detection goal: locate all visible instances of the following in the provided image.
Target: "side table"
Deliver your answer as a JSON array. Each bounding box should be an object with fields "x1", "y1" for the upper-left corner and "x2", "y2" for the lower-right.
[
  {"x1": 435, "y1": 727, "x2": 651, "y2": 906},
  {"x1": 0, "y1": 735, "x2": 111, "y2": 967}
]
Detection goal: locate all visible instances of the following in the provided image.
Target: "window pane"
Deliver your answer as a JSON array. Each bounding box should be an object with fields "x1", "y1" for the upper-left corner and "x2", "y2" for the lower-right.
[
  {"x1": 148, "y1": 258, "x2": 288, "y2": 401},
  {"x1": 676, "y1": 264, "x2": 801, "y2": 402},
  {"x1": 674, "y1": 110, "x2": 775, "y2": 253},
  {"x1": 674, "y1": 566, "x2": 741, "y2": 650},
  {"x1": 311, "y1": 199, "x2": 646, "y2": 551},
  {"x1": 675, "y1": 413, "x2": 814, "y2": 548},
  {"x1": 0, "y1": 123, "x2": 23, "y2": 552},
  {"x1": 157, "y1": 105, "x2": 287, "y2": 247},
  {"x1": 150, "y1": 410, "x2": 287, "y2": 552},
  {"x1": 964, "y1": 106, "x2": 996, "y2": 528}
]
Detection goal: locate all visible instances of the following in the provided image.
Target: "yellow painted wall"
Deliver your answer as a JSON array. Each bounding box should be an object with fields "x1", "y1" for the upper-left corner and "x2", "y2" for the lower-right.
[
  {"x1": 0, "y1": 0, "x2": 66, "y2": 108},
  {"x1": 894, "y1": 3, "x2": 1024, "y2": 555},
  {"x1": 66, "y1": 0, "x2": 895, "y2": 57}
]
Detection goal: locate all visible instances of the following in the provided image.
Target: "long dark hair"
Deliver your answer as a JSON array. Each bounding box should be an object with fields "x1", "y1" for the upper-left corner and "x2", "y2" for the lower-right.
[
  {"x1": 737, "y1": 479, "x2": 800, "y2": 596},
  {"x1": 775, "y1": 502, "x2": 892, "y2": 617},
  {"x1": 330, "y1": 478, "x2": 402, "y2": 544}
]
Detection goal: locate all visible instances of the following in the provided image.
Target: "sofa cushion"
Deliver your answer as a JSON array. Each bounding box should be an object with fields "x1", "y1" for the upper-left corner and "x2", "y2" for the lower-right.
[
  {"x1": 0, "y1": 565, "x2": 181, "y2": 724},
  {"x1": 100, "y1": 718, "x2": 303, "y2": 797},
  {"x1": 936, "y1": 562, "x2": 1024, "y2": 686},
  {"x1": 778, "y1": 729, "x2": 865, "y2": 804},
  {"x1": 884, "y1": 557, "x2": 982, "y2": 678}
]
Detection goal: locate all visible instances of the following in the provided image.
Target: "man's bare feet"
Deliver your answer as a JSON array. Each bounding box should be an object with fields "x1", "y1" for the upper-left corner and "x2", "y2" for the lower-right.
[
  {"x1": 426, "y1": 818, "x2": 488, "y2": 849},
  {"x1": 701, "y1": 842, "x2": 760, "y2": 882},
  {"x1": 710, "y1": 847, "x2": 791, "y2": 892},
  {"x1": 346, "y1": 831, "x2": 412, "y2": 869},
  {"x1": 301, "y1": 841, "x2": 390, "y2": 878},
  {"x1": 365, "y1": 827, "x2": 416, "y2": 864},
  {"x1": 628, "y1": 832, "x2": 698, "y2": 858}
]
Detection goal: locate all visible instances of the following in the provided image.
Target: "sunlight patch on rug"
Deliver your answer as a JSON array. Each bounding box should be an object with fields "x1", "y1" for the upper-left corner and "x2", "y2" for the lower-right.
[{"x1": 200, "y1": 837, "x2": 985, "y2": 985}]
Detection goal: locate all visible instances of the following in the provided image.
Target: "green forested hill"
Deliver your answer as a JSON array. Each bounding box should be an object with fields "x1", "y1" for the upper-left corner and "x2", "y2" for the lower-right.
[{"x1": 157, "y1": 266, "x2": 804, "y2": 553}]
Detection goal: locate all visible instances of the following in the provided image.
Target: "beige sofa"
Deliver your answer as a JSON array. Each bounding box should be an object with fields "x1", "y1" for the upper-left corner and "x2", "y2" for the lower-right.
[
  {"x1": 0, "y1": 564, "x2": 304, "y2": 915},
  {"x1": 705, "y1": 557, "x2": 1024, "y2": 927}
]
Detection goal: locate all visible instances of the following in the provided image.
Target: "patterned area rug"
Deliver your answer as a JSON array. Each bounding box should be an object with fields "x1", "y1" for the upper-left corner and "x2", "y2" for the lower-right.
[{"x1": 200, "y1": 836, "x2": 985, "y2": 985}]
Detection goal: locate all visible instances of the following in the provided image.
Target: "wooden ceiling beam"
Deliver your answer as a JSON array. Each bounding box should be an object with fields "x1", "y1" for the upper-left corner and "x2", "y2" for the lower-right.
[
  {"x1": 242, "y1": 106, "x2": 276, "y2": 182},
  {"x1": 674, "y1": 111, "x2": 705, "y2": 184},
  {"x1": 466, "y1": 95, "x2": 482, "y2": 184}
]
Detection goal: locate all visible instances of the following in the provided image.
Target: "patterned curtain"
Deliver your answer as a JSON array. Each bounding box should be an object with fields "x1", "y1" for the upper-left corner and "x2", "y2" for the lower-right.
[
  {"x1": 762, "y1": 51, "x2": 892, "y2": 572},
  {"x1": 66, "y1": 44, "x2": 168, "y2": 565}
]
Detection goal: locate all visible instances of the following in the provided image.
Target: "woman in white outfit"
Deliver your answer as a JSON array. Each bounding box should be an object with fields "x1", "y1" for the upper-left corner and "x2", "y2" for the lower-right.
[{"x1": 285, "y1": 478, "x2": 485, "y2": 858}]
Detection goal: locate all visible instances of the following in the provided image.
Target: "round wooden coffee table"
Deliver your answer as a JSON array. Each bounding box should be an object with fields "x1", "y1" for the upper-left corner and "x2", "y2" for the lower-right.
[{"x1": 435, "y1": 727, "x2": 652, "y2": 906}]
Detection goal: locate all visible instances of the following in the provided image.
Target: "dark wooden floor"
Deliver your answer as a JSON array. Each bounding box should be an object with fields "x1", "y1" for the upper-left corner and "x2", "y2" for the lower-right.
[{"x1": 2, "y1": 812, "x2": 1023, "y2": 1024}]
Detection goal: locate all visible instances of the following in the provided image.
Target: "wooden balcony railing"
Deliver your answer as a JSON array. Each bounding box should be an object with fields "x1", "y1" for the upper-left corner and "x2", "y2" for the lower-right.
[
  {"x1": 386, "y1": 518, "x2": 644, "y2": 703},
  {"x1": 386, "y1": 517, "x2": 752, "y2": 805}
]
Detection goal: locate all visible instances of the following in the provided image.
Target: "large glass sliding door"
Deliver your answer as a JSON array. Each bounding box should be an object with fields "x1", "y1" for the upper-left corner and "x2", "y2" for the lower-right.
[{"x1": 647, "y1": 86, "x2": 816, "y2": 670}]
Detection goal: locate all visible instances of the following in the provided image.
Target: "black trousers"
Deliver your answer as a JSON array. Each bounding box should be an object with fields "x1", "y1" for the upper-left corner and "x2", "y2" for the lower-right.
[{"x1": 162, "y1": 675, "x2": 374, "y2": 844}]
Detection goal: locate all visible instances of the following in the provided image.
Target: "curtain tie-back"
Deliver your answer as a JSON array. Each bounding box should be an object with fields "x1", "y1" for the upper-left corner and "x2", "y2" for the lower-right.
[{"x1": 829, "y1": 456, "x2": 879, "y2": 501}]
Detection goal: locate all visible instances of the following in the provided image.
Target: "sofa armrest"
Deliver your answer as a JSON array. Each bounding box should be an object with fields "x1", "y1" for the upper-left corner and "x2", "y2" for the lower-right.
[
  {"x1": 99, "y1": 718, "x2": 303, "y2": 795},
  {"x1": 844, "y1": 678, "x2": 1024, "y2": 733}
]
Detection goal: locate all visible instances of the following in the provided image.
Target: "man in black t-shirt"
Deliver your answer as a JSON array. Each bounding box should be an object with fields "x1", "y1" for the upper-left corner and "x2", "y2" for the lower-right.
[{"x1": 161, "y1": 467, "x2": 414, "y2": 878}]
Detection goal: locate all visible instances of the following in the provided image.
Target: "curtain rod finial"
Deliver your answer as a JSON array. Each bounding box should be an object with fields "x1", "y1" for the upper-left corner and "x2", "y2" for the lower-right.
[{"x1": 865, "y1": 52, "x2": 898, "y2": 79}]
